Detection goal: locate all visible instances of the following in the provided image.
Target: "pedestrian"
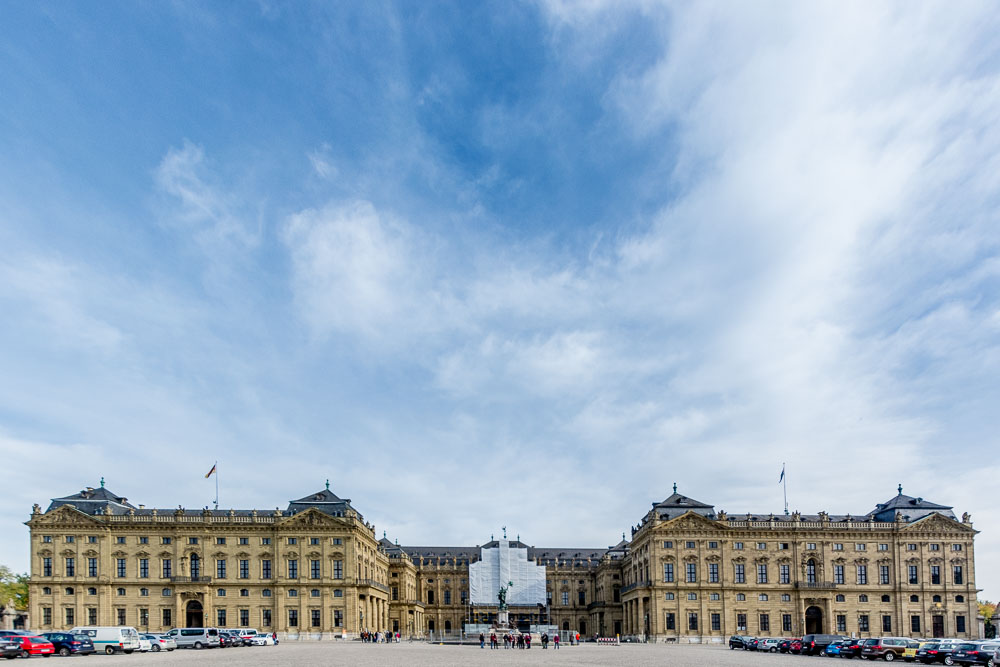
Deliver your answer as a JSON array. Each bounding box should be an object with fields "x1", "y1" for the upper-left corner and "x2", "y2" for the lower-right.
[
  {"x1": 542, "y1": 632, "x2": 548, "y2": 649},
  {"x1": 554, "y1": 633, "x2": 560, "y2": 649},
  {"x1": 576, "y1": 632, "x2": 580, "y2": 645},
  {"x1": 491, "y1": 632, "x2": 497, "y2": 649},
  {"x1": 480, "y1": 632, "x2": 485, "y2": 649},
  {"x1": 525, "y1": 633, "x2": 531, "y2": 649}
]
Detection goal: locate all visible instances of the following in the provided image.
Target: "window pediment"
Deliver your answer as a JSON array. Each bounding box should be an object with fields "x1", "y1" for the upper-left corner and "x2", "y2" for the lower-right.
[{"x1": 112, "y1": 550, "x2": 127, "y2": 558}]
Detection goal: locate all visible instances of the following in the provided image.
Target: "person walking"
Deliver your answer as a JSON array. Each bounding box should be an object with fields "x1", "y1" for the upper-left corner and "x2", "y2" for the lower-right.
[
  {"x1": 490, "y1": 632, "x2": 497, "y2": 649},
  {"x1": 553, "y1": 633, "x2": 560, "y2": 649}
]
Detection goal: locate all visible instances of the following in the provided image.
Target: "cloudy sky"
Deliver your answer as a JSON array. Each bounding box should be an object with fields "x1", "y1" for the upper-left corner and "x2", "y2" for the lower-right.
[{"x1": 1, "y1": 2, "x2": 998, "y2": 599}]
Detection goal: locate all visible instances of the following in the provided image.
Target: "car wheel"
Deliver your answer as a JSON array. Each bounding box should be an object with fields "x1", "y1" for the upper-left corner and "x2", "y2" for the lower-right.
[
  {"x1": 772, "y1": 648, "x2": 778, "y2": 653},
  {"x1": 58, "y1": 648, "x2": 70, "y2": 657},
  {"x1": 151, "y1": 645, "x2": 160, "y2": 652},
  {"x1": 943, "y1": 658, "x2": 954, "y2": 666},
  {"x1": 194, "y1": 642, "x2": 203, "y2": 650},
  {"x1": 105, "y1": 647, "x2": 115, "y2": 655},
  {"x1": 985, "y1": 660, "x2": 993, "y2": 667},
  {"x1": 885, "y1": 653, "x2": 895, "y2": 661}
]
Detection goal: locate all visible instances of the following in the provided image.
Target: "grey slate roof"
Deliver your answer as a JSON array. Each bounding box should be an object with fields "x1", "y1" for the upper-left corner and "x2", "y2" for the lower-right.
[
  {"x1": 652, "y1": 490, "x2": 716, "y2": 519},
  {"x1": 866, "y1": 492, "x2": 954, "y2": 523},
  {"x1": 286, "y1": 488, "x2": 357, "y2": 517},
  {"x1": 47, "y1": 486, "x2": 136, "y2": 515}
]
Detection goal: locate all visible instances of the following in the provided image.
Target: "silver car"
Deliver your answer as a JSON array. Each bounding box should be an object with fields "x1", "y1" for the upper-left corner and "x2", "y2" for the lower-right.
[{"x1": 141, "y1": 634, "x2": 177, "y2": 651}]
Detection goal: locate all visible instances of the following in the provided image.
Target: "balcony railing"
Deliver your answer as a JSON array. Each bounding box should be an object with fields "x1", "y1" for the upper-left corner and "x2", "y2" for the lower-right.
[
  {"x1": 357, "y1": 579, "x2": 389, "y2": 592},
  {"x1": 794, "y1": 581, "x2": 837, "y2": 590},
  {"x1": 620, "y1": 580, "x2": 652, "y2": 594},
  {"x1": 169, "y1": 576, "x2": 212, "y2": 583}
]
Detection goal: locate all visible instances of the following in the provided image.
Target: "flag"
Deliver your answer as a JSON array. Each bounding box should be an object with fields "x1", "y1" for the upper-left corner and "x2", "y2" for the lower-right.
[
  {"x1": 205, "y1": 464, "x2": 217, "y2": 479},
  {"x1": 778, "y1": 465, "x2": 785, "y2": 484}
]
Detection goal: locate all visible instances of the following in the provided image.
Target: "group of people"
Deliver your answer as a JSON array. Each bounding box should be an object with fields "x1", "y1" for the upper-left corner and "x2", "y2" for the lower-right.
[
  {"x1": 359, "y1": 629, "x2": 400, "y2": 643},
  {"x1": 479, "y1": 631, "x2": 560, "y2": 650}
]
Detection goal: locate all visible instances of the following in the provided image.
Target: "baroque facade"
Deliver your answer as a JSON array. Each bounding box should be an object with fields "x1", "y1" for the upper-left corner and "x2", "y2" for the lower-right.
[{"x1": 26, "y1": 482, "x2": 980, "y2": 641}]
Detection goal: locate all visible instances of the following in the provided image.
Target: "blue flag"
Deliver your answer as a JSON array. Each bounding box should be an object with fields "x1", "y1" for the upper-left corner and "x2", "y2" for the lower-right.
[{"x1": 778, "y1": 466, "x2": 785, "y2": 483}]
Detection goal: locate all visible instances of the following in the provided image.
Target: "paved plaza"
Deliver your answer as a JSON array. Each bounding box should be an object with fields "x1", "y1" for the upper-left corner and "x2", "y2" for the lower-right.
[{"x1": 69, "y1": 643, "x2": 830, "y2": 666}]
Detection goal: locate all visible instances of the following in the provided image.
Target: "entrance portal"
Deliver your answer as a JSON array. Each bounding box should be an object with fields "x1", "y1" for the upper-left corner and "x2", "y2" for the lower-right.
[
  {"x1": 185, "y1": 600, "x2": 203, "y2": 628},
  {"x1": 805, "y1": 606, "x2": 823, "y2": 635},
  {"x1": 932, "y1": 615, "x2": 944, "y2": 638}
]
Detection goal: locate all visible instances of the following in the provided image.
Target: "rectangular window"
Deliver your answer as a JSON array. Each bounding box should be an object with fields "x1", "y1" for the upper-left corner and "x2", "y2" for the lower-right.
[
  {"x1": 562, "y1": 591, "x2": 569, "y2": 606},
  {"x1": 882, "y1": 615, "x2": 892, "y2": 632},
  {"x1": 216, "y1": 537, "x2": 226, "y2": 545},
  {"x1": 333, "y1": 560, "x2": 343, "y2": 579},
  {"x1": 42, "y1": 607, "x2": 52, "y2": 625},
  {"x1": 685, "y1": 541, "x2": 695, "y2": 549},
  {"x1": 310, "y1": 560, "x2": 320, "y2": 579},
  {"x1": 43, "y1": 558, "x2": 52, "y2": 577},
  {"x1": 708, "y1": 541, "x2": 718, "y2": 549},
  {"x1": 783, "y1": 614, "x2": 792, "y2": 632},
  {"x1": 956, "y1": 615, "x2": 966, "y2": 633},
  {"x1": 188, "y1": 537, "x2": 198, "y2": 545},
  {"x1": 665, "y1": 613, "x2": 675, "y2": 630},
  {"x1": 734, "y1": 564, "x2": 745, "y2": 583},
  {"x1": 262, "y1": 560, "x2": 272, "y2": 579},
  {"x1": 117, "y1": 558, "x2": 127, "y2": 578},
  {"x1": 162, "y1": 609, "x2": 172, "y2": 627},
  {"x1": 858, "y1": 614, "x2": 869, "y2": 632},
  {"x1": 262, "y1": 609, "x2": 271, "y2": 627},
  {"x1": 760, "y1": 614, "x2": 770, "y2": 632},
  {"x1": 778, "y1": 542, "x2": 789, "y2": 550},
  {"x1": 709, "y1": 563, "x2": 719, "y2": 583},
  {"x1": 310, "y1": 537, "x2": 320, "y2": 545},
  {"x1": 139, "y1": 559, "x2": 149, "y2": 579},
  {"x1": 711, "y1": 613, "x2": 720, "y2": 631},
  {"x1": 688, "y1": 612, "x2": 698, "y2": 631},
  {"x1": 911, "y1": 615, "x2": 921, "y2": 633},
  {"x1": 880, "y1": 565, "x2": 891, "y2": 585},
  {"x1": 929, "y1": 543, "x2": 940, "y2": 551},
  {"x1": 42, "y1": 536, "x2": 52, "y2": 543},
  {"x1": 162, "y1": 559, "x2": 172, "y2": 578},
  {"x1": 333, "y1": 610, "x2": 342, "y2": 627},
  {"x1": 65, "y1": 607, "x2": 74, "y2": 625},
  {"x1": 261, "y1": 538, "x2": 271, "y2": 545},
  {"x1": 908, "y1": 565, "x2": 918, "y2": 585},
  {"x1": 444, "y1": 589, "x2": 452, "y2": 604},
  {"x1": 88, "y1": 608, "x2": 97, "y2": 625},
  {"x1": 757, "y1": 564, "x2": 768, "y2": 584},
  {"x1": 88, "y1": 558, "x2": 98, "y2": 577},
  {"x1": 217, "y1": 560, "x2": 227, "y2": 579},
  {"x1": 288, "y1": 609, "x2": 298, "y2": 627},
  {"x1": 663, "y1": 563, "x2": 674, "y2": 582},
  {"x1": 733, "y1": 542, "x2": 743, "y2": 550},
  {"x1": 117, "y1": 608, "x2": 126, "y2": 625},
  {"x1": 239, "y1": 560, "x2": 249, "y2": 579},
  {"x1": 288, "y1": 537, "x2": 297, "y2": 545},
  {"x1": 807, "y1": 543, "x2": 817, "y2": 550},
  {"x1": 878, "y1": 543, "x2": 888, "y2": 551},
  {"x1": 65, "y1": 557, "x2": 75, "y2": 576},
  {"x1": 311, "y1": 609, "x2": 321, "y2": 627},
  {"x1": 663, "y1": 541, "x2": 673, "y2": 548},
  {"x1": 953, "y1": 566, "x2": 963, "y2": 584},
  {"x1": 780, "y1": 564, "x2": 790, "y2": 584},
  {"x1": 239, "y1": 537, "x2": 249, "y2": 545},
  {"x1": 686, "y1": 563, "x2": 697, "y2": 583},
  {"x1": 737, "y1": 613, "x2": 747, "y2": 632},
  {"x1": 217, "y1": 609, "x2": 227, "y2": 626},
  {"x1": 710, "y1": 593, "x2": 719, "y2": 600},
  {"x1": 832, "y1": 543, "x2": 843, "y2": 551},
  {"x1": 857, "y1": 565, "x2": 867, "y2": 585},
  {"x1": 162, "y1": 537, "x2": 172, "y2": 545},
  {"x1": 837, "y1": 615, "x2": 847, "y2": 632},
  {"x1": 931, "y1": 566, "x2": 940, "y2": 584},
  {"x1": 288, "y1": 560, "x2": 298, "y2": 579},
  {"x1": 687, "y1": 592, "x2": 697, "y2": 600},
  {"x1": 578, "y1": 590, "x2": 585, "y2": 605},
  {"x1": 240, "y1": 609, "x2": 249, "y2": 627},
  {"x1": 117, "y1": 537, "x2": 126, "y2": 544},
  {"x1": 855, "y1": 543, "x2": 866, "y2": 551},
  {"x1": 756, "y1": 542, "x2": 766, "y2": 550},
  {"x1": 952, "y1": 544, "x2": 962, "y2": 552}
]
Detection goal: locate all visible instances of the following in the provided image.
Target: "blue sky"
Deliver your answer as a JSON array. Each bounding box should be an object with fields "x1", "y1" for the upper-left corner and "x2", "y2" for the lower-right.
[{"x1": 2, "y1": 2, "x2": 998, "y2": 600}]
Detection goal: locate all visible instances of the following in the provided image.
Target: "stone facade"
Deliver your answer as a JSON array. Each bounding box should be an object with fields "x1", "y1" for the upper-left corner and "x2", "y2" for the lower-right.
[{"x1": 26, "y1": 483, "x2": 979, "y2": 641}]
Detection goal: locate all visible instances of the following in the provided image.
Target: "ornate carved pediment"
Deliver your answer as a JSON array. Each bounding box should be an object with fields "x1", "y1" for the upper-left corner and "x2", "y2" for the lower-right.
[
  {"x1": 905, "y1": 557, "x2": 920, "y2": 565},
  {"x1": 60, "y1": 548, "x2": 76, "y2": 557},
  {"x1": 776, "y1": 556, "x2": 792, "y2": 564},
  {"x1": 754, "y1": 556, "x2": 769, "y2": 564},
  {"x1": 876, "y1": 557, "x2": 893, "y2": 565},
  {"x1": 801, "y1": 552, "x2": 820, "y2": 563},
  {"x1": 136, "y1": 551, "x2": 150, "y2": 558},
  {"x1": 855, "y1": 557, "x2": 869, "y2": 565},
  {"x1": 928, "y1": 557, "x2": 943, "y2": 565},
  {"x1": 662, "y1": 511, "x2": 726, "y2": 532},
  {"x1": 307, "y1": 551, "x2": 323, "y2": 559},
  {"x1": 32, "y1": 505, "x2": 103, "y2": 526},
  {"x1": 659, "y1": 555, "x2": 676, "y2": 563},
  {"x1": 949, "y1": 557, "x2": 966, "y2": 565},
  {"x1": 705, "y1": 554, "x2": 721, "y2": 563},
  {"x1": 277, "y1": 508, "x2": 339, "y2": 529},
  {"x1": 111, "y1": 550, "x2": 128, "y2": 558},
  {"x1": 212, "y1": 551, "x2": 227, "y2": 558},
  {"x1": 258, "y1": 551, "x2": 274, "y2": 559},
  {"x1": 83, "y1": 549, "x2": 99, "y2": 557},
  {"x1": 236, "y1": 551, "x2": 250, "y2": 559},
  {"x1": 732, "y1": 556, "x2": 746, "y2": 564},
  {"x1": 901, "y1": 513, "x2": 975, "y2": 534},
  {"x1": 682, "y1": 555, "x2": 698, "y2": 563},
  {"x1": 183, "y1": 549, "x2": 202, "y2": 558},
  {"x1": 38, "y1": 548, "x2": 53, "y2": 557},
  {"x1": 158, "y1": 551, "x2": 173, "y2": 559},
  {"x1": 832, "y1": 557, "x2": 846, "y2": 564},
  {"x1": 286, "y1": 550, "x2": 299, "y2": 559}
]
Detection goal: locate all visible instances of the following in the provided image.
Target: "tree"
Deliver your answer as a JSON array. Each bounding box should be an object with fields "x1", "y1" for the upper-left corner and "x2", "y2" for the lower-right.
[
  {"x1": 979, "y1": 600, "x2": 996, "y2": 623},
  {"x1": 0, "y1": 565, "x2": 28, "y2": 610}
]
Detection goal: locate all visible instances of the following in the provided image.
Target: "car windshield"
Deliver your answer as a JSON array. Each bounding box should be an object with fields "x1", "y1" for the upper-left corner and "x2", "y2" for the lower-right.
[
  {"x1": 72, "y1": 635, "x2": 90, "y2": 641},
  {"x1": 956, "y1": 644, "x2": 977, "y2": 650}
]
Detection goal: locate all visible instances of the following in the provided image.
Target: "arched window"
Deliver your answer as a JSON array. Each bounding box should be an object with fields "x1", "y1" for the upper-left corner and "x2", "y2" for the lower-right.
[
  {"x1": 562, "y1": 621, "x2": 569, "y2": 631},
  {"x1": 910, "y1": 595, "x2": 919, "y2": 602},
  {"x1": 190, "y1": 554, "x2": 200, "y2": 578},
  {"x1": 65, "y1": 587, "x2": 74, "y2": 595},
  {"x1": 217, "y1": 589, "x2": 226, "y2": 596},
  {"x1": 859, "y1": 594, "x2": 868, "y2": 602},
  {"x1": 117, "y1": 588, "x2": 126, "y2": 596},
  {"x1": 87, "y1": 588, "x2": 96, "y2": 595},
  {"x1": 240, "y1": 589, "x2": 249, "y2": 597},
  {"x1": 835, "y1": 594, "x2": 845, "y2": 602},
  {"x1": 933, "y1": 595, "x2": 942, "y2": 603},
  {"x1": 427, "y1": 590, "x2": 434, "y2": 604},
  {"x1": 956, "y1": 595, "x2": 964, "y2": 603},
  {"x1": 881, "y1": 595, "x2": 890, "y2": 602},
  {"x1": 262, "y1": 589, "x2": 272, "y2": 597},
  {"x1": 139, "y1": 588, "x2": 149, "y2": 597},
  {"x1": 806, "y1": 559, "x2": 816, "y2": 583},
  {"x1": 42, "y1": 587, "x2": 51, "y2": 595}
]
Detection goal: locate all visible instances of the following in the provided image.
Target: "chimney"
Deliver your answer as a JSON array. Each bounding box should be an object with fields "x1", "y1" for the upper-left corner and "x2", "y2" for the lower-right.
[{"x1": 138, "y1": 505, "x2": 145, "y2": 510}]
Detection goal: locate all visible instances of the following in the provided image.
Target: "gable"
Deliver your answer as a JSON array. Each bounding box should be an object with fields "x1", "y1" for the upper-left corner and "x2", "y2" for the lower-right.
[
  {"x1": 276, "y1": 508, "x2": 341, "y2": 529},
  {"x1": 661, "y1": 511, "x2": 725, "y2": 532},
  {"x1": 29, "y1": 504, "x2": 104, "y2": 527},
  {"x1": 900, "y1": 512, "x2": 976, "y2": 534}
]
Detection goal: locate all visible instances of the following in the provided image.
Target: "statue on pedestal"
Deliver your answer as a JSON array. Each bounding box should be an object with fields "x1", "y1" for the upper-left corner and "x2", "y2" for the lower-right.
[{"x1": 497, "y1": 581, "x2": 513, "y2": 610}]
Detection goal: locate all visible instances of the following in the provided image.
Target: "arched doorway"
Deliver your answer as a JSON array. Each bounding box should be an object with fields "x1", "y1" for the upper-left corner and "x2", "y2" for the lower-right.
[
  {"x1": 185, "y1": 600, "x2": 203, "y2": 628},
  {"x1": 805, "y1": 606, "x2": 823, "y2": 635}
]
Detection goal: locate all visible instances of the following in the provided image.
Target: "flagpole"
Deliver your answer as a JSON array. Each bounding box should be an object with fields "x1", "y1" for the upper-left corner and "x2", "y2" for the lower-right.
[
  {"x1": 214, "y1": 461, "x2": 219, "y2": 510},
  {"x1": 782, "y1": 462, "x2": 788, "y2": 516}
]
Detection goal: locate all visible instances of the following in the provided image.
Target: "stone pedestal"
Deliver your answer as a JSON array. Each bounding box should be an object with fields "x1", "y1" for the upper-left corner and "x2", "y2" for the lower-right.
[{"x1": 498, "y1": 610, "x2": 509, "y2": 628}]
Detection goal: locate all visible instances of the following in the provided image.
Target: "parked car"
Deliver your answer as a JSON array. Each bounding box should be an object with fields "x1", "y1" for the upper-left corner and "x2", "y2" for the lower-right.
[
  {"x1": 164, "y1": 627, "x2": 221, "y2": 649},
  {"x1": 250, "y1": 634, "x2": 275, "y2": 646},
  {"x1": 0, "y1": 636, "x2": 21, "y2": 660},
  {"x1": 141, "y1": 634, "x2": 176, "y2": 652},
  {"x1": 9, "y1": 635, "x2": 55, "y2": 658},
  {"x1": 777, "y1": 639, "x2": 793, "y2": 653},
  {"x1": 952, "y1": 641, "x2": 1000, "y2": 665},
  {"x1": 906, "y1": 641, "x2": 936, "y2": 662},
  {"x1": 862, "y1": 637, "x2": 917, "y2": 661},
  {"x1": 41, "y1": 632, "x2": 96, "y2": 657},
  {"x1": 801, "y1": 634, "x2": 844, "y2": 656},
  {"x1": 730, "y1": 635, "x2": 753, "y2": 650},
  {"x1": 238, "y1": 629, "x2": 259, "y2": 644},
  {"x1": 759, "y1": 638, "x2": 782, "y2": 652},
  {"x1": 69, "y1": 626, "x2": 141, "y2": 654},
  {"x1": 790, "y1": 639, "x2": 803, "y2": 654},
  {"x1": 824, "y1": 639, "x2": 848, "y2": 657},
  {"x1": 138, "y1": 636, "x2": 152, "y2": 652},
  {"x1": 839, "y1": 638, "x2": 867, "y2": 659},
  {"x1": 916, "y1": 643, "x2": 954, "y2": 664}
]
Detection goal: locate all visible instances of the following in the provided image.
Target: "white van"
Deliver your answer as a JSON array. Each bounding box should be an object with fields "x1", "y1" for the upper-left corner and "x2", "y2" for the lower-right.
[
  {"x1": 164, "y1": 627, "x2": 221, "y2": 649},
  {"x1": 69, "y1": 626, "x2": 141, "y2": 655}
]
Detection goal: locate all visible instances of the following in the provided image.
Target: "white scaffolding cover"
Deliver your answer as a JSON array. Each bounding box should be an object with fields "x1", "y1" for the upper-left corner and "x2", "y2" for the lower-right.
[{"x1": 469, "y1": 539, "x2": 546, "y2": 606}]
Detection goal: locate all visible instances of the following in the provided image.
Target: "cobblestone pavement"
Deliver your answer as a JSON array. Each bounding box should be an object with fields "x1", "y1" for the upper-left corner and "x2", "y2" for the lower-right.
[{"x1": 64, "y1": 643, "x2": 831, "y2": 666}]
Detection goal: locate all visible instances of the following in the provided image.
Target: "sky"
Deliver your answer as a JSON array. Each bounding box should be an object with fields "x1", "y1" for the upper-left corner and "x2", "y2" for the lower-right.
[{"x1": 1, "y1": 2, "x2": 998, "y2": 601}]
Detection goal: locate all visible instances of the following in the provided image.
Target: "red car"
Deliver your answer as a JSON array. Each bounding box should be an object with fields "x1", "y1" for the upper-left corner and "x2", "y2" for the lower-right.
[
  {"x1": 789, "y1": 639, "x2": 803, "y2": 654},
  {"x1": 12, "y1": 635, "x2": 55, "y2": 658}
]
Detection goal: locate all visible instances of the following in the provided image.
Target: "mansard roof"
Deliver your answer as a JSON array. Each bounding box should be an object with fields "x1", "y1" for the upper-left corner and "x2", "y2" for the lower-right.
[
  {"x1": 867, "y1": 487, "x2": 954, "y2": 523},
  {"x1": 286, "y1": 488, "x2": 356, "y2": 517},
  {"x1": 652, "y1": 487, "x2": 715, "y2": 519},
  {"x1": 47, "y1": 484, "x2": 136, "y2": 515}
]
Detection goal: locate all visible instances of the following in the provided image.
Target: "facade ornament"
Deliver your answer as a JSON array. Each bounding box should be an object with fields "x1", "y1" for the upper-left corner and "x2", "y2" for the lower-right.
[
  {"x1": 717, "y1": 510, "x2": 727, "y2": 521},
  {"x1": 32, "y1": 504, "x2": 41, "y2": 515},
  {"x1": 896, "y1": 511, "x2": 904, "y2": 523},
  {"x1": 962, "y1": 512, "x2": 970, "y2": 523}
]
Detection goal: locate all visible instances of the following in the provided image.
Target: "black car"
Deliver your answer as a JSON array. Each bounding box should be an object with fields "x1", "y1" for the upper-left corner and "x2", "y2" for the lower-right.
[
  {"x1": 729, "y1": 635, "x2": 752, "y2": 650},
  {"x1": 777, "y1": 639, "x2": 793, "y2": 653},
  {"x1": 40, "y1": 633, "x2": 95, "y2": 657},
  {"x1": 838, "y1": 638, "x2": 866, "y2": 659},
  {"x1": 916, "y1": 643, "x2": 951, "y2": 664},
  {"x1": 0, "y1": 636, "x2": 20, "y2": 660},
  {"x1": 952, "y1": 642, "x2": 1000, "y2": 665},
  {"x1": 800, "y1": 634, "x2": 844, "y2": 656}
]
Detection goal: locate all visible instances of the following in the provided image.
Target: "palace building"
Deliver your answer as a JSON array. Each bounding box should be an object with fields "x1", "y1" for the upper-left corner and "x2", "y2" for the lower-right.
[{"x1": 25, "y1": 481, "x2": 980, "y2": 641}]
